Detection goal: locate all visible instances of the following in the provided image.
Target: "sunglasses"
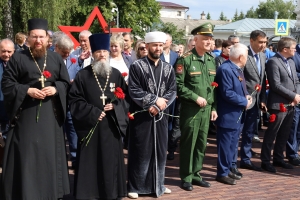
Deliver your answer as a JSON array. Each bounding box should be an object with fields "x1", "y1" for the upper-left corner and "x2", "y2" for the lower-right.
[{"x1": 138, "y1": 47, "x2": 146, "y2": 51}]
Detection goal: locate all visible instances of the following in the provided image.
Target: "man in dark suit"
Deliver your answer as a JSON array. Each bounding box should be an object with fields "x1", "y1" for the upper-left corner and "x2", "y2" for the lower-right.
[
  {"x1": 122, "y1": 32, "x2": 137, "y2": 61},
  {"x1": 160, "y1": 33, "x2": 179, "y2": 160},
  {"x1": 238, "y1": 30, "x2": 267, "y2": 174},
  {"x1": 215, "y1": 43, "x2": 252, "y2": 185},
  {"x1": 261, "y1": 37, "x2": 300, "y2": 173}
]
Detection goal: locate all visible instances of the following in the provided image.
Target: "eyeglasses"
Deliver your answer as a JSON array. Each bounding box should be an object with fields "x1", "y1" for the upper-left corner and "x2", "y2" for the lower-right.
[
  {"x1": 138, "y1": 47, "x2": 146, "y2": 51},
  {"x1": 30, "y1": 36, "x2": 47, "y2": 40}
]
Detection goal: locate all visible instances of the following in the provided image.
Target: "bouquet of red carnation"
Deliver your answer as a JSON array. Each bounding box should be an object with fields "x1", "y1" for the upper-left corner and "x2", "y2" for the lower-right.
[
  {"x1": 269, "y1": 114, "x2": 276, "y2": 122},
  {"x1": 279, "y1": 103, "x2": 287, "y2": 112},
  {"x1": 266, "y1": 80, "x2": 269, "y2": 90},
  {"x1": 71, "y1": 58, "x2": 76, "y2": 64},
  {"x1": 121, "y1": 72, "x2": 128, "y2": 77},
  {"x1": 110, "y1": 87, "x2": 125, "y2": 102},
  {"x1": 43, "y1": 70, "x2": 51, "y2": 79}
]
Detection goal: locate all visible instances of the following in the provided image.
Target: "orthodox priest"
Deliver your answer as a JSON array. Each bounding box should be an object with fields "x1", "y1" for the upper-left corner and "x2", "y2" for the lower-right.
[
  {"x1": 1, "y1": 18, "x2": 70, "y2": 199},
  {"x1": 127, "y1": 32, "x2": 177, "y2": 199},
  {"x1": 68, "y1": 33, "x2": 128, "y2": 200}
]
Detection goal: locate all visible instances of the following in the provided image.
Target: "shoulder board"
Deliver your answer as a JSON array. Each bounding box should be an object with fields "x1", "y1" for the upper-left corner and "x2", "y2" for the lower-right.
[{"x1": 181, "y1": 51, "x2": 192, "y2": 58}]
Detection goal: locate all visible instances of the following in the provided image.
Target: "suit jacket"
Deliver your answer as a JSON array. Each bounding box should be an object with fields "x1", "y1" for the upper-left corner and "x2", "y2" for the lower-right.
[
  {"x1": 121, "y1": 52, "x2": 133, "y2": 69},
  {"x1": 215, "y1": 60, "x2": 248, "y2": 129},
  {"x1": 0, "y1": 60, "x2": 5, "y2": 101},
  {"x1": 65, "y1": 55, "x2": 81, "y2": 80},
  {"x1": 160, "y1": 50, "x2": 178, "y2": 67},
  {"x1": 215, "y1": 55, "x2": 227, "y2": 68},
  {"x1": 266, "y1": 53, "x2": 300, "y2": 110},
  {"x1": 243, "y1": 47, "x2": 267, "y2": 108}
]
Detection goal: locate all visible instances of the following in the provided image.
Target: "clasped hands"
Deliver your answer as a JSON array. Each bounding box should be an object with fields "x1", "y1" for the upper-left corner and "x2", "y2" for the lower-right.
[
  {"x1": 149, "y1": 97, "x2": 168, "y2": 116},
  {"x1": 27, "y1": 87, "x2": 57, "y2": 99},
  {"x1": 98, "y1": 103, "x2": 114, "y2": 121}
]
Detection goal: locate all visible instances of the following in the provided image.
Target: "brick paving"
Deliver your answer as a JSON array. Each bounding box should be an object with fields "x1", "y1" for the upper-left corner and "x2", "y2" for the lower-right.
[{"x1": 3, "y1": 127, "x2": 300, "y2": 199}]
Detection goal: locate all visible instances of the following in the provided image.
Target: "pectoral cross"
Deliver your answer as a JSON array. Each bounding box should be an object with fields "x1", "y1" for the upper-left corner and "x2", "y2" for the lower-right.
[
  {"x1": 39, "y1": 75, "x2": 46, "y2": 88},
  {"x1": 100, "y1": 93, "x2": 107, "y2": 105}
]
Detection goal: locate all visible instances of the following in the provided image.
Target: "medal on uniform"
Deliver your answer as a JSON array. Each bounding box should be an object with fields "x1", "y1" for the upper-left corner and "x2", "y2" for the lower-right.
[{"x1": 110, "y1": 83, "x2": 115, "y2": 92}]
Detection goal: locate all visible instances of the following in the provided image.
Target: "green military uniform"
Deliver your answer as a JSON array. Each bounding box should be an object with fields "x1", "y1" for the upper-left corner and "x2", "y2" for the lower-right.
[{"x1": 176, "y1": 23, "x2": 217, "y2": 184}]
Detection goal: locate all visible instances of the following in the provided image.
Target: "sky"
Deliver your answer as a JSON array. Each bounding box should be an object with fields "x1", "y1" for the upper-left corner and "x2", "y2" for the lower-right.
[{"x1": 161, "y1": 0, "x2": 264, "y2": 20}]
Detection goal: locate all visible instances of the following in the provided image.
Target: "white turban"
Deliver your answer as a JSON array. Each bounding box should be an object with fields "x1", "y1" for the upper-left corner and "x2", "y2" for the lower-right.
[{"x1": 145, "y1": 31, "x2": 166, "y2": 44}]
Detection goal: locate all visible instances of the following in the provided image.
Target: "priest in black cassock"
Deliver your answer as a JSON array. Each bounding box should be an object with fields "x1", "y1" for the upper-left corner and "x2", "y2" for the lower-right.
[
  {"x1": 1, "y1": 18, "x2": 70, "y2": 199},
  {"x1": 68, "y1": 33, "x2": 128, "y2": 200},
  {"x1": 127, "y1": 32, "x2": 177, "y2": 199}
]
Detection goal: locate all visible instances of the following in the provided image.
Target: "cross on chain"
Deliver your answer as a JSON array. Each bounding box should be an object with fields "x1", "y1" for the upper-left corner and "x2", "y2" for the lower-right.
[
  {"x1": 100, "y1": 93, "x2": 107, "y2": 105},
  {"x1": 39, "y1": 75, "x2": 46, "y2": 88}
]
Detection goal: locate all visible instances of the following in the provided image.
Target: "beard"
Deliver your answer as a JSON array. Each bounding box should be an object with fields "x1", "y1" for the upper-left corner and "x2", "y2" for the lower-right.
[
  {"x1": 92, "y1": 59, "x2": 112, "y2": 78},
  {"x1": 148, "y1": 49, "x2": 161, "y2": 59},
  {"x1": 30, "y1": 45, "x2": 46, "y2": 58}
]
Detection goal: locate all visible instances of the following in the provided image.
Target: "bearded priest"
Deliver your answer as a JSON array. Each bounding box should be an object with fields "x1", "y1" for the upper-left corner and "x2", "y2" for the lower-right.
[
  {"x1": 1, "y1": 18, "x2": 70, "y2": 199},
  {"x1": 68, "y1": 33, "x2": 128, "y2": 200}
]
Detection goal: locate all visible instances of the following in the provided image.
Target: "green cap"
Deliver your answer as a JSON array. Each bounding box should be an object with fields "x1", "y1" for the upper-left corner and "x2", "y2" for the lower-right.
[{"x1": 191, "y1": 22, "x2": 214, "y2": 37}]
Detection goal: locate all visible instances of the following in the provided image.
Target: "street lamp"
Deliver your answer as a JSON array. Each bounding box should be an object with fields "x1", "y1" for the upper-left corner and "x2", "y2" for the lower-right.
[{"x1": 111, "y1": 3, "x2": 119, "y2": 28}]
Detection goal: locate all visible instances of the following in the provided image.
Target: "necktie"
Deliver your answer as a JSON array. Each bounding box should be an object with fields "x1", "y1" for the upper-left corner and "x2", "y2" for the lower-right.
[
  {"x1": 254, "y1": 54, "x2": 261, "y2": 75},
  {"x1": 285, "y1": 60, "x2": 292, "y2": 77},
  {"x1": 3, "y1": 62, "x2": 7, "y2": 67}
]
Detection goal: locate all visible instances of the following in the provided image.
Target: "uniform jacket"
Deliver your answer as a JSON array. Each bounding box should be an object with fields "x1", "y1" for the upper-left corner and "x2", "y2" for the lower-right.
[
  {"x1": 266, "y1": 53, "x2": 300, "y2": 110},
  {"x1": 215, "y1": 60, "x2": 248, "y2": 129}
]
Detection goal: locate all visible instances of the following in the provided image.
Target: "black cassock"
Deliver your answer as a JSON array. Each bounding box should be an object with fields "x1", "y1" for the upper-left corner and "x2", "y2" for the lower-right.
[
  {"x1": 1, "y1": 49, "x2": 70, "y2": 199},
  {"x1": 68, "y1": 66, "x2": 128, "y2": 200},
  {"x1": 127, "y1": 57, "x2": 176, "y2": 197}
]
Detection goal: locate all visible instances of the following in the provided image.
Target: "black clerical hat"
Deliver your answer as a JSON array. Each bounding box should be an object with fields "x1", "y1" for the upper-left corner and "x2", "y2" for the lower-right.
[
  {"x1": 89, "y1": 33, "x2": 110, "y2": 53},
  {"x1": 28, "y1": 18, "x2": 48, "y2": 31}
]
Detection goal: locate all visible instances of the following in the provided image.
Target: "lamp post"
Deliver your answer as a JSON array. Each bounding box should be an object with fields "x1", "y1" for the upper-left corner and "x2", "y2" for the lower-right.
[{"x1": 111, "y1": 3, "x2": 119, "y2": 28}]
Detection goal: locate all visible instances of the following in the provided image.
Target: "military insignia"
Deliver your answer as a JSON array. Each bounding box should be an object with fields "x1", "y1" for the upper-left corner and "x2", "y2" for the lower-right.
[
  {"x1": 208, "y1": 70, "x2": 216, "y2": 75},
  {"x1": 238, "y1": 76, "x2": 243, "y2": 82},
  {"x1": 190, "y1": 72, "x2": 201, "y2": 75},
  {"x1": 110, "y1": 83, "x2": 115, "y2": 92},
  {"x1": 193, "y1": 66, "x2": 196, "y2": 70},
  {"x1": 176, "y1": 64, "x2": 183, "y2": 74},
  {"x1": 207, "y1": 24, "x2": 211, "y2": 28},
  {"x1": 182, "y1": 51, "x2": 192, "y2": 58}
]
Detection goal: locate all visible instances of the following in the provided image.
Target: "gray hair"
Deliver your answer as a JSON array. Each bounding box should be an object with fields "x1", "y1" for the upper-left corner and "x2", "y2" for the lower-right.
[
  {"x1": 228, "y1": 35, "x2": 239, "y2": 41},
  {"x1": 229, "y1": 43, "x2": 248, "y2": 59},
  {"x1": 0, "y1": 38, "x2": 14, "y2": 47},
  {"x1": 79, "y1": 30, "x2": 92, "y2": 38},
  {"x1": 52, "y1": 31, "x2": 65, "y2": 45},
  {"x1": 56, "y1": 34, "x2": 74, "y2": 50}
]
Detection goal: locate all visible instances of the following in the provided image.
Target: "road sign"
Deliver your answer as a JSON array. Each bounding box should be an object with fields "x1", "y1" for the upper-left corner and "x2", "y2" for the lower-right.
[{"x1": 275, "y1": 19, "x2": 289, "y2": 36}]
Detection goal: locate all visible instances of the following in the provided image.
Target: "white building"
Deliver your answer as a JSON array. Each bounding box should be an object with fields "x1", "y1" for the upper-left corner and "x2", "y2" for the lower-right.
[{"x1": 158, "y1": 1, "x2": 189, "y2": 19}]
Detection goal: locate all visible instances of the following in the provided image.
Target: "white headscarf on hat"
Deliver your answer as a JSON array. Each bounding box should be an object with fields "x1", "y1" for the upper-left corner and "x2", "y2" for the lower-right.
[{"x1": 145, "y1": 31, "x2": 166, "y2": 44}]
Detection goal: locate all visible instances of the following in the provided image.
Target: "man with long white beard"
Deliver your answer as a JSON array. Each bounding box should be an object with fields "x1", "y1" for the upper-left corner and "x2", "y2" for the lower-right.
[
  {"x1": 68, "y1": 33, "x2": 128, "y2": 200},
  {"x1": 1, "y1": 18, "x2": 70, "y2": 200}
]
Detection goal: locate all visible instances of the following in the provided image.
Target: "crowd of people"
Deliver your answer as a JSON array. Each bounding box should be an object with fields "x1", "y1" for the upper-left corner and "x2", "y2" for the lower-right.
[{"x1": 0, "y1": 17, "x2": 299, "y2": 200}]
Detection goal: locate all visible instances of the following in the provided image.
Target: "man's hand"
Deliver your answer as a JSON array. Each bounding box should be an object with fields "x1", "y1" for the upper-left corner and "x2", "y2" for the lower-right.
[
  {"x1": 293, "y1": 94, "x2": 300, "y2": 105},
  {"x1": 156, "y1": 97, "x2": 168, "y2": 110},
  {"x1": 149, "y1": 106, "x2": 159, "y2": 116},
  {"x1": 210, "y1": 111, "x2": 218, "y2": 121},
  {"x1": 98, "y1": 111, "x2": 106, "y2": 121},
  {"x1": 246, "y1": 96, "x2": 252, "y2": 109},
  {"x1": 104, "y1": 103, "x2": 114, "y2": 111},
  {"x1": 196, "y1": 96, "x2": 207, "y2": 107},
  {"x1": 41, "y1": 86, "x2": 57, "y2": 96},
  {"x1": 261, "y1": 102, "x2": 267, "y2": 112},
  {"x1": 79, "y1": 51, "x2": 91, "y2": 60},
  {"x1": 27, "y1": 88, "x2": 46, "y2": 99}
]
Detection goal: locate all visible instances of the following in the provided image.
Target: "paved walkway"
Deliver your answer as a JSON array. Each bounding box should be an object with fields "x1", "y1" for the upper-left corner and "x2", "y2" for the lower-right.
[{"x1": 3, "y1": 128, "x2": 300, "y2": 199}]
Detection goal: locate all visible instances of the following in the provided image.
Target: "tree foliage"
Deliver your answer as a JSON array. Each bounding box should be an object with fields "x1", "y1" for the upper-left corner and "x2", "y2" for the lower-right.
[
  {"x1": 206, "y1": 12, "x2": 211, "y2": 20},
  {"x1": 219, "y1": 11, "x2": 227, "y2": 21},
  {"x1": 233, "y1": 9, "x2": 239, "y2": 21},
  {"x1": 152, "y1": 22, "x2": 185, "y2": 44}
]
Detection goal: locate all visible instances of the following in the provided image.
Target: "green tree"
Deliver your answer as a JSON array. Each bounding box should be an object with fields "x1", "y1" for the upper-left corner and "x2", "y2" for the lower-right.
[
  {"x1": 245, "y1": 6, "x2": 258, "y2": 18},
  {"x1": 233, "y1": 9, "x2": 239, "y2": 21},
  {"x1": 238, "y1": 11, "x2": 245, "y2": 20},
  {"x1": 207, "y1": 12, "x2": 211, "y2": 20},
  {"x1": 219, "y1": 11, "x2": 227, "y2": 21},
  {"x1": 152, "y1": 22, "x2": 185, "y2": 44}
]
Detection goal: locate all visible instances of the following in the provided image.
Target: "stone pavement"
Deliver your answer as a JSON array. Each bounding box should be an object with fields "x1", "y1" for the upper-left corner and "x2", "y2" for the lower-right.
[{"x1": 3, "y1": 128, "x2": 300, "y2": 199}]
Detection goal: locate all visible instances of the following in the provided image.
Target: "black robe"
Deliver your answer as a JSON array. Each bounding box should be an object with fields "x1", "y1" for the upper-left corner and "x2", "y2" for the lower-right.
[
  {"x1": 1, "y1": 49, "x2": 70, "y2": 200},
  {"x1": 68, "y1": 66, "x2": 128, "y2": 200},
  {"x1": 127, "y1": 57, "x2": 177, "y2": 197}
]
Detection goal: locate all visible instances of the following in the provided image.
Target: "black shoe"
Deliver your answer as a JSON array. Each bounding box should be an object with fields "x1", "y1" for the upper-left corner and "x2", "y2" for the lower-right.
[
  {"x1": 261, "y1": 162, "x2": 277, "y2": 173},
  {"x1": 181, "y1": 182, "x2": 193, "y2": 191},
  {"x1": 167, "y1": 152, "x2": 174, "y2": 160},
  {"x1": 192, "y1": 179, "x2": 211, "y2": 187},
  {"x1": 251, "y1": 149, "x2": 260, "y2": 157},
  {"x1": 230, "y1": 167, "x2": 243, "y2": 177},
  {"x1": 240, "y1": 162, "x2": 262, "y2": 171},
  {"x1": 273, "y1": 161, "x2": 293, "y2": 169},
  {"x1": 288, "y1": 157, "x2": 300, "y2": 166},
  {"x1": 228, "y1": 172, "x2": 241, "y2": 180},
  {"x1": 216, "y1": 176, "x2": 236, "y2": 185}
]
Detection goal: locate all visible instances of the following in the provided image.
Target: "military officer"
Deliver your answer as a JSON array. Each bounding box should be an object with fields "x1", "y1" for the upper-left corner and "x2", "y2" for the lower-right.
[{"x1": 176, "y1": 23, "x2": 218, "y2": 191}]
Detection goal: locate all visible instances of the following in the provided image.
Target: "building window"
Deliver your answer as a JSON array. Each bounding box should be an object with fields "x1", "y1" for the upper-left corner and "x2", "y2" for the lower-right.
[{"x1": 177, "y1": 11, "x2": 182, "y2": 16}]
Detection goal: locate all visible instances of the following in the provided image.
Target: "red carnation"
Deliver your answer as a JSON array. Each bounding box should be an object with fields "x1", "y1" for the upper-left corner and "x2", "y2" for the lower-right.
[
  {"x1": 71, "y1": 58, "x2": 76, "y2": 64},
  {"x1": 121, "y1": 72, "x2": 128, "y2": 77},
  {"x1": 128, "y1": 112, "x2": 134, "y2": 120},
  {"x1": 269, "y1": 114, "x2": 276, "y2": 122},
  {"x1": 279, "y1": 103, "x2": 287, "y2": 112},
  {"x1": 254, "y1": 84, "x2": 262, "y2": 92},
  {"x1": 211, "y1": 82, "x2": 218, "y2": 87},
  {"x1": 266, "y1": 80, "x2": 269, "y2": 85},
  {"x1": 114, "y1": 87, "x2": 125, "y2": 99},
  {"x1": 43, "y1": 70, "x2": 51, "y2": 78}
]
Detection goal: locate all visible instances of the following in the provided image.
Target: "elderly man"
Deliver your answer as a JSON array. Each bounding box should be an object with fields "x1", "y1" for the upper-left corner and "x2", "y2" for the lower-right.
[
  {"x1": 0, "y1": 39, "x2": 14, "y2": 138},
  {"x1": 176, "y1": 23, "x2": 218, "y2": 191},
  {"x1": 1, "y1": 18, "x2": 70, "y2": 199},
  {"x1": 127, "y1": 31, "x2": 177, "y2": 199},
  {"x1": 261, "y1": 37, "x2": 300, "y2": 173},
  {"x1": 215, "y1": 43, "x2": 252, "y2": 185},
  {"x1": 69, "y1": 33, "x2": 128, "y2": 200},
  {"x1": 71, "y1": 30, "x2": 93, "y2": 68},
  {"x1": 187, "y1": 37, "x2": 195, "y2": 51}
]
